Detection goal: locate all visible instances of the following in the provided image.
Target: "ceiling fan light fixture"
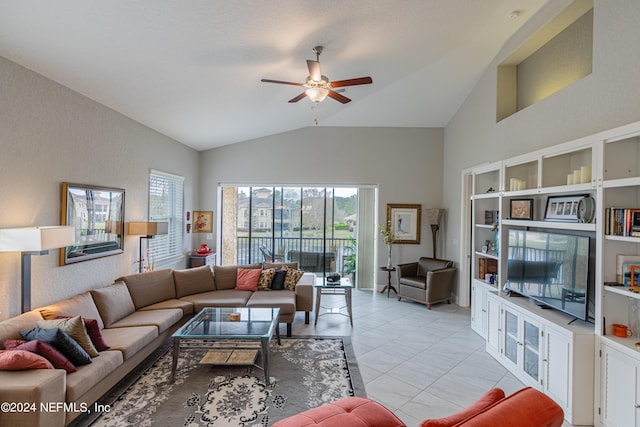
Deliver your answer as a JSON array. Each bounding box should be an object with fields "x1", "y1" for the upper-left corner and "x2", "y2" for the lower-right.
[{"x1": 306, "y1": 87, "x2": 329, "y2": 103}]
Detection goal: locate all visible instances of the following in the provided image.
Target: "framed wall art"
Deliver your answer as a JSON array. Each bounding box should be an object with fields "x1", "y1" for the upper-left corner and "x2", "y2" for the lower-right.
[
  {"x1": 193, "y1": 211, "x2": 213, "y2": 233},
  {"x1": 60, "y1": 182, "x2": 125, "y2": 265},
  {"x1": 510, "y1": 198, "x2": 534, "y2": 220},
  {"x1": 387, "y1": 204, "x2": 421, "y2": 244}
]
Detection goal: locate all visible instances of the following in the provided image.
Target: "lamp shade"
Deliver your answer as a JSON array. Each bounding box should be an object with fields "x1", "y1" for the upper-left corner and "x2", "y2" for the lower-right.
[
  {"x1": 306, "y1": 87, "x2": 329, "y2": 103},
  {"x1": 426, "y1": 208, "x2": 444, "y2": 225},
  {"x1": 0, "y1": 226, "x2": 75, "y2": 252},
  {"x1": 128, "y1": 221, "x2": 169, "y2": 236}
]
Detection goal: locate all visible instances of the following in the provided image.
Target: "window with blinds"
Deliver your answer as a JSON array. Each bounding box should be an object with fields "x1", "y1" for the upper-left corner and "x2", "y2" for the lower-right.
[{"x1": 148, "y1": 170, "x2": 184, "y2": 267}]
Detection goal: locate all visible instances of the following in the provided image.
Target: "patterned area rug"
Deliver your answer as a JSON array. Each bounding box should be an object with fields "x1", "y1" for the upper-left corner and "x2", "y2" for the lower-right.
[{"x1": 73, "y1": 337, "x2": 364, "y2": 427}]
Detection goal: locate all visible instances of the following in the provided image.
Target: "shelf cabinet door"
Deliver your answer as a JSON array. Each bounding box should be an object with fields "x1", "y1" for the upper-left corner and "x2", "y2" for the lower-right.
[
  {"x1": 500, "y1": 305, "x2": 543, "y2": 384},
  {"x1": 486, "y1": 293, "x2": 501, "y2": 356},
  {"x1": 601, "y1": 344, "x2": 640, "y2": 427},
  {"x1": 503, "y1": 307, "x2": 519, "y2": 367},
  {"x1": 543, "y1": 326, "x2": 571, "y2": 415},
  {"x1": 522, "y1": 318, "x2": 541, "y2": 383},
  {"x1": 471, "y1": 282, "x2": 488, "y2": 338}
]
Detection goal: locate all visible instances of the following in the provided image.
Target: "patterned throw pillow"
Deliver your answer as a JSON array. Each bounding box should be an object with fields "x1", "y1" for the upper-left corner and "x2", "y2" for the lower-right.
[
  {"x1": 258, "y1": 268, "x2": 276, "y2": 291},
  {"x1": 283, "y1": 268, "x2": 304, "y2": 290}
]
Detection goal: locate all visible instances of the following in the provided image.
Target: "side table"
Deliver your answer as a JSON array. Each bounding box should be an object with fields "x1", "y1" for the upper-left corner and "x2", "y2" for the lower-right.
[
  {"x1": 380, "y1": 266, "x2": 397, "y2": 297},
  {"x1": 314, "y1": 277, "x2": 353, "y2": 326},
  {"x1": 187, "y1": 252, "x2": 216, "y2": 268}
]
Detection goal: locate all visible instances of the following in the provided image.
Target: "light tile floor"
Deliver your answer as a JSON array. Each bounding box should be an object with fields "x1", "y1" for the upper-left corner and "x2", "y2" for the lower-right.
[{"x1": 290, "y1": 289, "x2": 581, "y2": 427}]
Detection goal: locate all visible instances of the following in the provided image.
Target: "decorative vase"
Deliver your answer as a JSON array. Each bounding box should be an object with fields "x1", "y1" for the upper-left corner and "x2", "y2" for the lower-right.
[
  {"x1": 387, "y1": 244, "x2": 393, "y2": 269},
  {"x1": 494, "y1": 230, "x2": 499, "y2": 256}
]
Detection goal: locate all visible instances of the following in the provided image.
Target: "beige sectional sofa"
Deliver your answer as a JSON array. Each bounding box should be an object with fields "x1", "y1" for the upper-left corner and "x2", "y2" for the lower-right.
[{"x1": 0, "y1": 263, "x2": 314, "y2": 427}]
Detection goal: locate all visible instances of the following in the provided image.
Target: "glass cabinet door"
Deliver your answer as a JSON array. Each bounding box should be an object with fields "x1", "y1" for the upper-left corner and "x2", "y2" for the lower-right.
[
  {"x1": 504, "y1": 310, "x2": 518, "y2": 365},
  {"x1": 523, "y1": 319, "x2": 540, "y2": 381}
]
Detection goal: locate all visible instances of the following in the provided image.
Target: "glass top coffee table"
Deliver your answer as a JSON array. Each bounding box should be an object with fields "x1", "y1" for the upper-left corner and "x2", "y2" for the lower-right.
[{"x1": 170, "y1": 307, "x2": 280, "y2": 385}]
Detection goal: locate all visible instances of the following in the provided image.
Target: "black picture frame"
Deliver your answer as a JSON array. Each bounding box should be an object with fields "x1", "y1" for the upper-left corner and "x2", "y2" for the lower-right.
[
  {"x1": 510, "y1": 198, "x2": 534, "y2": 220},
  {"x1": 544, "y1": 195, "x2": 584, "y2": 222}
]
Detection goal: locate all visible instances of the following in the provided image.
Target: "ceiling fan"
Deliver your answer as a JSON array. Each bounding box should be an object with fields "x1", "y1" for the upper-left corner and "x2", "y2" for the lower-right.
[{"x1": 261, "y1": 46, "x2": 373, "y2": 104}]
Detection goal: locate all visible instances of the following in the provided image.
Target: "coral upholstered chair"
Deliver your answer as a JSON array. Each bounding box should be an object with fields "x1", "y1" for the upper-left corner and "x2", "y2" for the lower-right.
[{"x1": 273, "y1": 387, "x2": 564, "y2": 427}]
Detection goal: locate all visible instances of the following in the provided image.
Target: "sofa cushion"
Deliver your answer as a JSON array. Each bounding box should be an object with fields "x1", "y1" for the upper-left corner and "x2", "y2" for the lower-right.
[
  {"x1": 270, "y1": 270, "x2": 287, "y2": 290},
  {"x1": 214, "y1": 263, "x2": 261, "y2": 290},
  {"x1": 99, "y1": 326, "x2": 158, "y2": 360},
  {"x1": 7, "y1": 340, "x2": 76, "y2": 373},
  {"x1": 20, "y1": 327, "x2": 92, "y2": 366},
  {"x1": 246, "y1": 290, "x2": 296, "y2": 316},
  {"x1": 37, "y1": 315, "x2": 99, "y2": 357},
  {"x1": 40, "y1": 291, "x2": 106, "y2": 330},
  {"x1": 258, "y1": 268, "x2": 277, "y2": 290},
  {"x1": 65, "y1": 350, "x2": 123, "y2": 402},
  {"x1": 0, "y1": 311, "x2": 44, "y2": 347},
  {"x1": 54, "y1": 316, "x2": 110, "y2": 351},
  {"x1": 90, "y1": 282, "x2": 136, "y2": 328},
  {"x1": 180, "y1": 290, "x2": 253, "y2": 311},
  {"x1": 174, "y1": 266, "x2": 216, "y2": 298},
  {"x1": 236, "y1": 268, "x2": 262, "y2": 291},
  {"x1": 450, "y1": 387, "x2": 564, "y2": 426},
  {"x1": 138, "y1": 299, "x2": 194, "y2": 316},
  {"x1": 0, "y1": 350, "x2": 54, "y2": 370},
  {"x1": 263, "y1": 262, "x2": 298, "y2": 270},
  {"x1": 419, "y1": 387, "x2": 506, "y2": 426},
  {"x1": 118, "y1": 269, "x2": 177, "y2": 309},
  {"x1": 107, "y1": 309, "x2": 183, "y2": 334}
]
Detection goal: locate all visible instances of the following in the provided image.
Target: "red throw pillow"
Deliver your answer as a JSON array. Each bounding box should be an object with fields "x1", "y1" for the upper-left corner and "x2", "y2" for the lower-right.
[
  {"x1": 235, "y1": 268, "x2": 262, "y2": 291},
  {"x1": 0, "y1": 350, "x2": 54, "y2": 370},
  {"x1": 12, "y1": 339, "x2": 77, "y2": 373},
  {"x1": 420, "y1": 388, "x2": 506, "y2": 427}
]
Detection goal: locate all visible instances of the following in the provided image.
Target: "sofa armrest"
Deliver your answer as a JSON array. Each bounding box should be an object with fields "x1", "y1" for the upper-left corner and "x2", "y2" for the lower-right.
[
  {"x1": 0, "y1": 369, "x2": 66, "y2": 427},
  {"x1": 295, "y1": 273, "x2": 316, "y2": 312},
  {"x1": 397, "y1": 262, "x2": 418, "y2": 279},
  {"x1": 425, "y1": 268, "x2": 457, "y2": 301}
]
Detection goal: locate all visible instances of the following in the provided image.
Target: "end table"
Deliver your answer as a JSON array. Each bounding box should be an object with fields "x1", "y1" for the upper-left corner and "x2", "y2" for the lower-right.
[{"x1": 380, "y1": 266, "x2": 397, "y2": 298}]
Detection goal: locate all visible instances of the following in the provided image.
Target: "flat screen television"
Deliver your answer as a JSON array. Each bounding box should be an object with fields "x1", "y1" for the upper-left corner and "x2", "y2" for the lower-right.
[{"x1": 504, "y1": 229, "x2": 593, "y2": 321}]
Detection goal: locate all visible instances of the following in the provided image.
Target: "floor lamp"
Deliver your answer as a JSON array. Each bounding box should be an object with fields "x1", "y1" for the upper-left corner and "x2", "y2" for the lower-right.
[
  {"x1": 426, "y1": 209, "x2": 444, "y2": 259},
  {"x1": 0, "y1": 226, "x2": 75, "y2": 313},
  {"x1": 128, "y1": 222, "x2": 169, "y2": 273}
]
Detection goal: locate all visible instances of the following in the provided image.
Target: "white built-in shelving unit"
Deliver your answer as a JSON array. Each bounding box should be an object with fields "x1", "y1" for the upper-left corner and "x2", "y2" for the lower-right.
[{"x1": 468, "y1": 119, "x2": 640, "y2": 426}]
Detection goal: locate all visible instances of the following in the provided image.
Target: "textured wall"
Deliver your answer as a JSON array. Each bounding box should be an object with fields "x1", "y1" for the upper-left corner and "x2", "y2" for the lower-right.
[{"x1": 0, "y1": 56, "x2": 199, "y2": 320}]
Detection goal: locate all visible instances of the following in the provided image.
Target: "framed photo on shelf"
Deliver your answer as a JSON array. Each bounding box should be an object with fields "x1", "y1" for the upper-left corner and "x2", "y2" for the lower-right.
[
  {"x1": 386, "y1": 204, "x2": 421, "y2": 244},
  {"x1": 543, "y1": 195, "x2": 584, "y2": 222},
  {"x1": 616, "y1": 254, "x2": 640, "y2": 285},
  {"x1": 509, "y1": 199, "x2": 534, "y2": 220}
]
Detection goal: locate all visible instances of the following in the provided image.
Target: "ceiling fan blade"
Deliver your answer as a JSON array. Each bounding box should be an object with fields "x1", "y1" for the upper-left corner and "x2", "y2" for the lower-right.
[
  {"x1": 327, "y1": 90, "x2": 351, "y2": 104},
  {"x1": 261, "y1": 78, "x2": 304, "y2": 86},
  {"x1": 288, "y1": 92, "x2": 308, "y2": 103},
  {"x1": 307, "y1": 60, "x2": 322, "y2": 81},
  {"x1": 330, "y1": 77, "x2": 373, "y2": 88}
]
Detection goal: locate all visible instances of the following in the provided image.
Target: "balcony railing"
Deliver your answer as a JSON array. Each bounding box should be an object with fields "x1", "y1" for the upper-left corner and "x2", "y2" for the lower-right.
[{"x1": 236, "y1": 236, "x2": 354, "y2": 274}]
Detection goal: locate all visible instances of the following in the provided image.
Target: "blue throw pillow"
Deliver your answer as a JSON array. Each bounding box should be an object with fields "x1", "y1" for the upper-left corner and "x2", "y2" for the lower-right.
[
  {"x1": 20, "y1": 327, "x2": 92, "y2": 366},
  {"x1": 270, "y1": 270, "x2": 287, "y2": 290}
]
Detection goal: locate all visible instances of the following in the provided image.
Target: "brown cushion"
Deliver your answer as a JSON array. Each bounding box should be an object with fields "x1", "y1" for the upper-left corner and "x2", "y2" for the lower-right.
[
  {"x1": 214, "y1": 263, "x2": 261, "y2": 290},
  {"x1": 37, "y1": 315, "x2": 98, "y2": 357},
  {"x1": 263, "y1": 262, "x2": 298, "y2": 270},
  {"x1": 90, "y1": 282, "x2": 136, "y2": 328},
  {"x1": 0, "y1": 311, "x2": 44, "y2": 347},
  {"x1": 118, "y1": 269, "x2": 176, "y2": 309},
  {"x1": 418, "y1": 257, "x2": 453, "y2": 275},
  {"x1": 39, "y1": 292, "x2": 105, "y2": 329},
  {"x1": 174, "y1": 265, "x2": 216, "y2": 298}
]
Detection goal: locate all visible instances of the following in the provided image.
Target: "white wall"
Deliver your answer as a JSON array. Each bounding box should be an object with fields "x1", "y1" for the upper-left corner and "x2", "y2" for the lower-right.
[
  {"x1": 443, "y1": 0, "x2": 640, "y2": 297},
  {"x1": 198, "y1": 126, "x2": 444, "y2": 287},
  {"x1": 0, "y1": 56, "x2": 199, "y2": 320}
]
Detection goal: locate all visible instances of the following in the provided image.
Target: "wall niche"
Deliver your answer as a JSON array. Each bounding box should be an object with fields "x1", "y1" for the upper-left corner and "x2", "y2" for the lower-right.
[{"x1": 497, "y1": 1, "x2": 593, "y2": 122}]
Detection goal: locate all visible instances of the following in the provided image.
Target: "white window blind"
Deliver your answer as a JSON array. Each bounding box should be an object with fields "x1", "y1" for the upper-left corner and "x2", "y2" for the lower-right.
[{"x1": 148, "y1": 170, "x2": 184, "y2": 267}]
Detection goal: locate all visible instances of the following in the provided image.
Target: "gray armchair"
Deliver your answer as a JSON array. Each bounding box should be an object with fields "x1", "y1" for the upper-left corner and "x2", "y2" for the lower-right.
[{"x1": 396, "y1": 257, "x2": 456, "y2": 309}]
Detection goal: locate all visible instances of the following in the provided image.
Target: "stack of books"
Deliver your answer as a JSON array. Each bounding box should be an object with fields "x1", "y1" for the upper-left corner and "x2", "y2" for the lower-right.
[{"x1": 605, "y1": 207, "x2": 640, "y2": 236}]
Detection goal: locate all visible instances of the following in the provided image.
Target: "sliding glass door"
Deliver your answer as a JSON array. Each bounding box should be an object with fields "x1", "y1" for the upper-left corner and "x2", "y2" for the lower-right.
[{"x1": 220, "y1": 185, "x2": 359, "y2": 282}]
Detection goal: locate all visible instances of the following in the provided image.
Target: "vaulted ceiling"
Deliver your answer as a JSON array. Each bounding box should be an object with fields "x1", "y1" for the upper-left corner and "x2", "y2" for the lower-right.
[{"x1": 0, "y1": 1, "x2": 548, "y2": 150}]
